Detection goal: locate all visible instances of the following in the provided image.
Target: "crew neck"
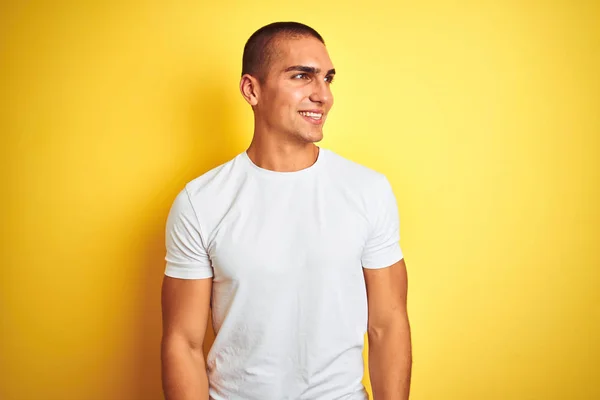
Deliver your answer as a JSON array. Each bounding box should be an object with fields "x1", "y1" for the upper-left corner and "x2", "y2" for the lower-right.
[{"x1": 241, "y1": 147, "x2": 327, "y2": 179}]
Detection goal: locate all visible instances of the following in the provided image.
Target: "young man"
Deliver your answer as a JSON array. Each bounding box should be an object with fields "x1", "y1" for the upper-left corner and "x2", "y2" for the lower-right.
[{"x1": 161, "y1": 22, "x2": 412, "y2": 400}]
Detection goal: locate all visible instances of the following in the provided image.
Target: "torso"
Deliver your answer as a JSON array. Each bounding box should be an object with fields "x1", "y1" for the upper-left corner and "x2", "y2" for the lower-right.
[{"x1": 184, "y1": 148, "x2": 386, "y2": 399}]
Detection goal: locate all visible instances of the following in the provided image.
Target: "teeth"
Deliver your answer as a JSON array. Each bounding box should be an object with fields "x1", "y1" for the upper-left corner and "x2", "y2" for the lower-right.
[{"x1": 299, "y1": 111, "x2": 322, "y2": 119}]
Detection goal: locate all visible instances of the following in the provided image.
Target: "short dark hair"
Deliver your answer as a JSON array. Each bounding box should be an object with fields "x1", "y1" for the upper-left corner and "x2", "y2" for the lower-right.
[{"x1": 241, "y1": 22, "x2": 325, "y2": 82}]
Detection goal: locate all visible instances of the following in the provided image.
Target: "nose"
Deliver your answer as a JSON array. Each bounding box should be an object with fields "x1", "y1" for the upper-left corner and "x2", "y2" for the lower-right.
[{"x1": 309, "y1": 78, "x2": 332, "y2": 106}]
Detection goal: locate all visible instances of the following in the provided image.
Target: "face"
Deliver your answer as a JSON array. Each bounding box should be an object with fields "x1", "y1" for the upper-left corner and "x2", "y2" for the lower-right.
[{"x1": 250, "y1": 36, "x2": 335, "y2": 144}]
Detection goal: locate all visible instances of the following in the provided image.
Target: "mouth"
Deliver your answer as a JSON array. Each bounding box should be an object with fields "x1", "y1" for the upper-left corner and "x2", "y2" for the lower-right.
[{"x1": 298, "y1": 110, "x2": 324, "y2": 125}]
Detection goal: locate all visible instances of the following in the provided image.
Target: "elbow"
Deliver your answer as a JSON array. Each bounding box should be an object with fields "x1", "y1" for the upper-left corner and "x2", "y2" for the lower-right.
[
  {"x1": 367, "y1": 323, "x2": 395, "y2": 342},
  {"x1": 368, "y1": 311, "x2": 411, "y2": 342},
  {"x1": 161, "y1": 332, "x2": 205, "y2": 359}
]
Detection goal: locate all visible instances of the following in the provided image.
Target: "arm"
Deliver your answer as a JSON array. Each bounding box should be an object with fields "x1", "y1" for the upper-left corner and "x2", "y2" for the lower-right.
[
  {"x1": 161, "y1": 187, "x2": 214, "y2": 399},
  {"x1": 161, "y1": 276, "x2": 212, "y2": 400},
  {"x1": 364, "y1": 257, "x2": 412, "y2": 399}
]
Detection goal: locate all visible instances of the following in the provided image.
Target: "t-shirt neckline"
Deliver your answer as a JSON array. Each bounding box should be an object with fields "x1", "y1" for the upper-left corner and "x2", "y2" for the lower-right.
[{"x1": 241, "y1": 147, "x2": 327, "y2": 179}]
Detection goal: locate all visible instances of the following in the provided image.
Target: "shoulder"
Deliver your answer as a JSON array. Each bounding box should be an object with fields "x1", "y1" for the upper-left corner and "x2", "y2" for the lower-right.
[
  {"x1": 322, "y1": 148, "x2": 392, "y2": 192},
  {"x1": 182, "y1": 153, "x2": 246, "y2": 202},
  {"x1": 167, "y1": 153, "x2": 246, "y2": 224},
  {"x1": 167, "y1": 153, "x2": 247, "y2": 236}
]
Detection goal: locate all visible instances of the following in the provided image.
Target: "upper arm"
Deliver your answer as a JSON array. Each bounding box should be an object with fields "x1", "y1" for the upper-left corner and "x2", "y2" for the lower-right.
[
  {"x1": 162, "y1": 187, "x2": 214, "y2": 346},
  {"x1": 364, "y1": 258, "x2": 408, "y2": 333},
  {"x1": 361, "y1": 175, "x2": 403, "y2": 270},
  {"x1": 161, "y1": 276, "x2": 212, "y2": 347},
  {"x1": 361, "y1": 174, "x2": 408, "y2": 331}
]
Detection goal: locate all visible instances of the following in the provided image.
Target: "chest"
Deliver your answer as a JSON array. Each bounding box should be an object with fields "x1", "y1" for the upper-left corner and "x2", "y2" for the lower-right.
[{"x1": 205, "y1": 182, "x2": 369, "y2": 282}]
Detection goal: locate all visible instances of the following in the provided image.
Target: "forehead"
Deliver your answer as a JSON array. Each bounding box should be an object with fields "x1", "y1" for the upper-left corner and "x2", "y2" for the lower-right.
[{"x1": 270, "y1": 36, "x2": 334, "y2": 73}]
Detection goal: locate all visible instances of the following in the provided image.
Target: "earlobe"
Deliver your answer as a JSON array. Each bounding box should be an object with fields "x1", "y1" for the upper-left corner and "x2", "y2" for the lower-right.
[{"x1": 240, "y1": 74, "x2": 259, "y2": 106}]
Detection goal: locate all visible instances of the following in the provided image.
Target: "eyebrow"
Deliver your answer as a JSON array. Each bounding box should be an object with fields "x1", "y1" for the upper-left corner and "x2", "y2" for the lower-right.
[{"x1": 284, "y1": 65, "x2": 336, "y2": 76}]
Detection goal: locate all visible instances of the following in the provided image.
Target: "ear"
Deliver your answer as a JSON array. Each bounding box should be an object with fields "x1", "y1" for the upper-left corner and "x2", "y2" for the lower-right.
[{"x1": 239, "y1": 74, "x2": 260, "y2": 106}]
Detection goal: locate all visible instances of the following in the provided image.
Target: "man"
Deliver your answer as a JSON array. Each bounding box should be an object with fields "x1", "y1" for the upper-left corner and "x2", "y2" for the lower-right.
[{"x1": 161, "y1": 22, "x2": 412, "y2": 400}]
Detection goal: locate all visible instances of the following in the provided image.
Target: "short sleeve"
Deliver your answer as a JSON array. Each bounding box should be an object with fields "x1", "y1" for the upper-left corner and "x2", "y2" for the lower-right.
[
  {"x1": 361, "y1": 175, "x2": 404, "y2": 269},
  {"x1": 164, "y1": 187, "x2": 214, "y2": 279}
]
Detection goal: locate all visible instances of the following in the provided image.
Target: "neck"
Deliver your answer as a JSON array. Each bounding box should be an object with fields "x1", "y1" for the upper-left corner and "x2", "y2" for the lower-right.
[{"x1": 246, "y1": 134, "x2": 320, "y2": 173}]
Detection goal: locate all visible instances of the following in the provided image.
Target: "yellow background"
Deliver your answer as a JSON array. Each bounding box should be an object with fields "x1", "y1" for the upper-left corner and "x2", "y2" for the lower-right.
[{"x1": 1, "y1": 1, "x2": 598, "y2": 399}]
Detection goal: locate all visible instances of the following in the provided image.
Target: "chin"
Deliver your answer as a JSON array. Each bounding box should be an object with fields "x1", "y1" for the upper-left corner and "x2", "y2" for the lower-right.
[
  {"x1": 288, "y1": 125, "x2": 324, "y2": 144},
  {"x1": 302, "y1": 133, "x2": 323, "y2": 143},
  {"x1": 301, "y1": 128, "x2": 324, "y2": 143}
]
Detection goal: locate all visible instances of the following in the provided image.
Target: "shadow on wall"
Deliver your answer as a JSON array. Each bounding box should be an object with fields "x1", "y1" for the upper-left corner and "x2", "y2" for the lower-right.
[{"x1": 135, "y1": 76, "x2": 245, "y2": 400}]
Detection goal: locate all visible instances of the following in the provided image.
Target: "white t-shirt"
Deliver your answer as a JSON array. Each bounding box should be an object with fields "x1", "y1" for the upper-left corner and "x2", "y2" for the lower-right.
[{"x1": 164, "y1": 147, "x2": 403, "y2": 400}]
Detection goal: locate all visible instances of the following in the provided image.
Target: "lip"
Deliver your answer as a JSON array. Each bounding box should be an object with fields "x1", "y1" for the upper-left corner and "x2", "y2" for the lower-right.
[{"x1": 298, "y1": 110, "x2": 325, "y2": 125}]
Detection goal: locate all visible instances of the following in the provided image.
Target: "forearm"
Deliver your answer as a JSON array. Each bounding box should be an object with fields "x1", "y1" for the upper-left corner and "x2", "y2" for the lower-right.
[
  {"x1": 368, "y1": 315, "x2": 412, "y2": 400},
  {"x1": 161, "y1": 337, "x2": 209, "y2": 400}
]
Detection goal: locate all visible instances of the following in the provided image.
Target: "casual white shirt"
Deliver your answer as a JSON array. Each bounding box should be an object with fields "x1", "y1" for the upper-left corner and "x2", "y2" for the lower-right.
[{"x1": 165, "y1": 147, "x2": 403, "y2": 399}]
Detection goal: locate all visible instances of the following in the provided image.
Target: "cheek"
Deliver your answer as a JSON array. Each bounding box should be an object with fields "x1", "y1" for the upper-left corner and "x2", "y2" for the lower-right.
[
  {"x1": 280, "y1": 92, "x2": 306, "y2": 117},
  {"x1": 286, "y1": 87, "x2": 310, "y2": 105},
  {"x1": 270, "y1": 85, "x2": 310, "y2": 117}
]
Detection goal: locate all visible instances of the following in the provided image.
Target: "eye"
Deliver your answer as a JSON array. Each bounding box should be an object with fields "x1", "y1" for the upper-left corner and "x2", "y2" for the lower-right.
[
  {"x1": 292, "y1": 73, "x2": 309, "y2": 80},
  {"x1": 325, "y1": 75, "x2": 335, "y2": 84}
]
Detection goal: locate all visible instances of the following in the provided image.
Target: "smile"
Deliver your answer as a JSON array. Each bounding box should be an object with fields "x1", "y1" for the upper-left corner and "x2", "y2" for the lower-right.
[{"x1": 298, "y1": 111, "x2": 323, "y2": 121}]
